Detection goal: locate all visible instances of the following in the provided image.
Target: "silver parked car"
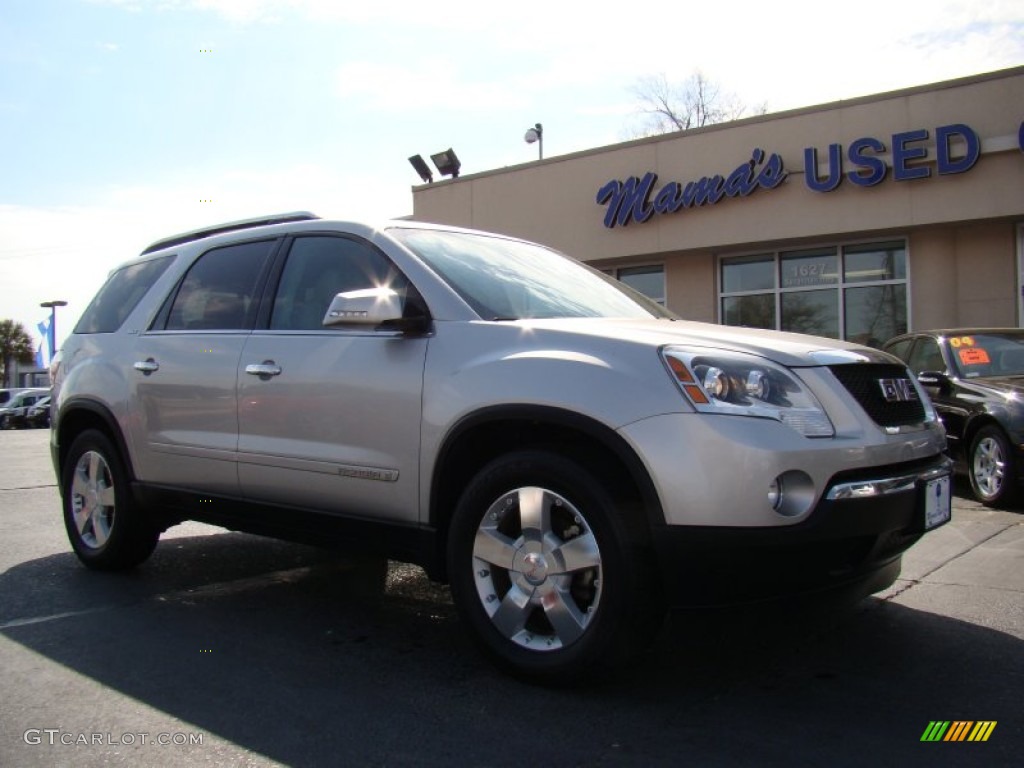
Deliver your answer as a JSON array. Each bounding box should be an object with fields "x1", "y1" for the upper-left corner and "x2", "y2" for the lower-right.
[{"x1": 51, "y1": 212, "x2": 951, "y2": 682}]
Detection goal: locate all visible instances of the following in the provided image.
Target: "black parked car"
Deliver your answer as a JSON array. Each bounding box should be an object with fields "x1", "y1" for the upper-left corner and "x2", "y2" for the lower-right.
[
  {"x1": 26, "y1": 396, "x2": 51, "y2": 428},
  {"x1": 883, "y1": 328, "x2": 1024, "y2": 506}
]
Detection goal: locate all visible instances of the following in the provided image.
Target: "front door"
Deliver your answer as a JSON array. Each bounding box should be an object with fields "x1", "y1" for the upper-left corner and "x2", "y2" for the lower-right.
[{"x1": 236, "y1": 234, "x2": 427, "y2": 522}]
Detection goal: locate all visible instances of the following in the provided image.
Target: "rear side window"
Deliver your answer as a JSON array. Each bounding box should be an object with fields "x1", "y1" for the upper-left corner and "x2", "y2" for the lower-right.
[
  {"x1": 75, "y1": 255, "x2": 174, "y2": 334},
  {"x1": 164, "y1": 240, "x2": 274, "y2": 331}
]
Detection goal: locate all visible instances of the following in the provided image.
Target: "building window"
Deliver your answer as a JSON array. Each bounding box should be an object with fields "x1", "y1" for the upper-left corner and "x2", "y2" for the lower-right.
[
  {"x1": 719, "y1": 240, "x2": 907, "y2": 347},
  {"x1": 614, "y1": 265, "x2": 665, "y2": 305}
]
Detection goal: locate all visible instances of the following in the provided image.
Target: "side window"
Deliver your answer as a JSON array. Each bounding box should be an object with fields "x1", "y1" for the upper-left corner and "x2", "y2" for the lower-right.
[
  {"x1": 906, "y1": 338, "x2": 946, "y2": 375},
  {"x1": 165, "y1": 240, "x2": 274, "y2": 331},
  {"x1": 270, "y1": 236, "x2": 410, "y2": 331},
  {"x1": 884, "y1": 338, "x2": 912, "y2": 363},
  {"x1": 75, "y1": 255, "x2": 174, "y2": 334}
]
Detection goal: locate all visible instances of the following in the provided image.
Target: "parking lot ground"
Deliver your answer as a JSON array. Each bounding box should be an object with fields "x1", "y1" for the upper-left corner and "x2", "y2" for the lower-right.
[{"x1": 1, "y1": 428, "x2": 1021, "y2": 767}]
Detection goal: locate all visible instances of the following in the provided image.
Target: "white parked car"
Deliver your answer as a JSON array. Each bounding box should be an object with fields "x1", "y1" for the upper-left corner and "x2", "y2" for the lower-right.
[{"x1": 50, "y1": 213, "x2": 951, "y2": 682}]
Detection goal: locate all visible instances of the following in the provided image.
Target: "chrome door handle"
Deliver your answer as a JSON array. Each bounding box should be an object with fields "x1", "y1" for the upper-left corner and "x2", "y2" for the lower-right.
[
  {"x1": 133, "y1": 359, "x2": 159, "y2": 374},
  {"x1": 245, "y1": 361, "x2": 282, "y2": 377}
]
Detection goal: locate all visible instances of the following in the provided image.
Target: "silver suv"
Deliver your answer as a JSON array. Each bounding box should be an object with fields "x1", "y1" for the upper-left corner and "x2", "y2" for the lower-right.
[{"x1": 51, "y1": 213, "x2": 951, "y2": 681}]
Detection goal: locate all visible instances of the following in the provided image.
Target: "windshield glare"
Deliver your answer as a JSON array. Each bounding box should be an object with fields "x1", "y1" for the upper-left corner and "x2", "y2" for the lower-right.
[{"x1": 390, "y1": 228, "x2": 674, "y2": 321}]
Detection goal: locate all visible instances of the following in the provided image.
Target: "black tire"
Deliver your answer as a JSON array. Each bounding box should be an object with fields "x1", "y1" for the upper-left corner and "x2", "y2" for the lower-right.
[
  {"x1": 447, "y1": 450, "x2": 663, "y2": 684},
  {"x1": 0, "y1": 414, "x2": 11, "y2": 430},
  {"x1": 969, "y1": 425, "x2": 1020, "y2": 507},
  {"x1": 61, "y1": 429, "x2": 159, "y2": 570}
]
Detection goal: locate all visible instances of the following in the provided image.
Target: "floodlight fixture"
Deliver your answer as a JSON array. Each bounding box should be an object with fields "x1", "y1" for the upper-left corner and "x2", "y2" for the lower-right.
[
  {"x1": 408, "y1": 154, "x2": 433, "y2": 183},
  {"x1": 430, "y1": 148, "x2": 461, "y2": 178},
  {"x1": 524, "y1": 122, "x2": 543, "y2": 160}
]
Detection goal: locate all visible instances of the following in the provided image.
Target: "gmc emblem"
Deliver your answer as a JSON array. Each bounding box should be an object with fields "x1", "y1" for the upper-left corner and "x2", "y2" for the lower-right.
[{"x1": 878, "y1": 378, "x2": 918, "y2": 403}]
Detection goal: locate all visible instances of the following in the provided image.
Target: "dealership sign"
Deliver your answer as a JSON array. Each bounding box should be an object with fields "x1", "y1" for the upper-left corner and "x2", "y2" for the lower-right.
[{"x1": 596, "y1": 122, "x2": 994, "y2": 229}]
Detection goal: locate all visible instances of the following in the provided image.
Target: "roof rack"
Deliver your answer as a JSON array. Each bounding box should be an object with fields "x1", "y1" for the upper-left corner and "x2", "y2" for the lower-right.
[{"x1": 140, "y1": 211, "x2": 320, "y2": 255}]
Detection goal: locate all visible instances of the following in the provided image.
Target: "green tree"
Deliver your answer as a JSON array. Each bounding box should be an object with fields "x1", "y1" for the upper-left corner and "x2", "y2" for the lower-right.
[{"x1": 0, "y1": 319, "x2": 36, "y2": 387}]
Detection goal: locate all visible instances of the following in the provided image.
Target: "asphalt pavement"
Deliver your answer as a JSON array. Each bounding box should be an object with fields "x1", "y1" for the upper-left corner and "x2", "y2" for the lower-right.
[{"x1": 0, "y1": 428, "x2": 1021, "y2": 767}]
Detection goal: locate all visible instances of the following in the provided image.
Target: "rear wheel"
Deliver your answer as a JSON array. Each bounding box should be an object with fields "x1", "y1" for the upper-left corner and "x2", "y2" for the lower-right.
[
  {"x1": 969, "y1": 425, "x2": 1020, "y2": 507},
  {"x1": 448, "y1": 450, "x2": 662, "y2": 684},
  {"x1": 62, "y1": 429, "x2": 159, "y2": 569}
]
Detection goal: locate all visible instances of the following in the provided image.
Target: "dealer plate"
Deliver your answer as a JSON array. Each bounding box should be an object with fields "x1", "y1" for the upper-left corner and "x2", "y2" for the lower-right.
[{"x1": 924, "y1": 475, "x2": 952, "y2": 530}]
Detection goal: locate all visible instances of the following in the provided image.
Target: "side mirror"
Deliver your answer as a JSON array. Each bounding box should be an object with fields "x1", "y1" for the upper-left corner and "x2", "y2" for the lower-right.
[
  {"x1": 322, "y1": 287, "x2": 429, "y2": 334},
  {"x1": 323, "y1": 287, "x2": 403, "y2": 328},
  {"x1": 916, "y1": 370, "x2": 951, "y2": 392}
]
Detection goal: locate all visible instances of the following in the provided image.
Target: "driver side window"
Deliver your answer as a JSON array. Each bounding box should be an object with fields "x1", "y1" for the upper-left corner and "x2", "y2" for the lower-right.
[
  {"x1": 907, "y1": 338, "x2": 946, "y2": 375},
  {"x1": 270, "y1": 236, "x2": 410, "y2": 331}
]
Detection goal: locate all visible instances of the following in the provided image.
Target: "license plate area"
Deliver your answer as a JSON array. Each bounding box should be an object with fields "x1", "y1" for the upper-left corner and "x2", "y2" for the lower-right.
[{"x1": 922, "y1": 474, "x2": 952, "y2": 531}]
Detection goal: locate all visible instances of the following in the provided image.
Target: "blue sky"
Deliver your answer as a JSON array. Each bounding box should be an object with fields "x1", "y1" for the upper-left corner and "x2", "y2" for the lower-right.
[{"x1": 1, "y1": 0, "x2": 1023, "y2": 350}]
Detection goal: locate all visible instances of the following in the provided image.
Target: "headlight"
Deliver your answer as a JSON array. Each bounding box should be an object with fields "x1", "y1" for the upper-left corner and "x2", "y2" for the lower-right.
[{"x1": 661, "y1": 347, "x2": 834, "y2": 437}]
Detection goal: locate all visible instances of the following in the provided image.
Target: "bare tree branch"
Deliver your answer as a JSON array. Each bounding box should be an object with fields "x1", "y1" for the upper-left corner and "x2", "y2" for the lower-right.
[{"x1": 628, "y1": 71, "x2": 765, "y2": 138}]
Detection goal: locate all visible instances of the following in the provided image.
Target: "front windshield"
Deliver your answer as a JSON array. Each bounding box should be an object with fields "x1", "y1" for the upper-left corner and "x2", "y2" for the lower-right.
[
  {"x1": 390, "y1": 228, "x2": 675, "y2": 321},
  {"x1": 948, "y1": 332, "x2": 1024, "y2": 378}
]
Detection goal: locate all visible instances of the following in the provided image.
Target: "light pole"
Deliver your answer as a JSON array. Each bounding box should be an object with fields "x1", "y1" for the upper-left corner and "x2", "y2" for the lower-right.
[
  {"x1": 524, "y1": 123, "x2": 543, "y2": 160},
  {"x1": 40, "y1": 300, "x2": 67, "y2": 359}
]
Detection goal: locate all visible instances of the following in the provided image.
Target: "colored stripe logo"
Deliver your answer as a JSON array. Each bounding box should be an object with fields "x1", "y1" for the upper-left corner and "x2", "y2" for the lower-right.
[{"x1": 921, "y1": 721, "x2": 997, "y2": 742}]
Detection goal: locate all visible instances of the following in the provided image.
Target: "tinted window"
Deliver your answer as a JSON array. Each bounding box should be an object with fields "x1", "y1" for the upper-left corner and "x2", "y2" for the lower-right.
[
  {"x1": 75, "y1": 255, "x2": 174, "y2": 334},
  {"x1": 906, "y1": 338, "x2": 946, "y2": 375},
  {"x1": 270, "y1": 236, "x2": 409, "y2": 330},
  {"x1": 884, "y1": 337, "x2": 913, "y2": 362},
  {"x1": 165, "y1": 241, "x2": 274, "y2": 331}
]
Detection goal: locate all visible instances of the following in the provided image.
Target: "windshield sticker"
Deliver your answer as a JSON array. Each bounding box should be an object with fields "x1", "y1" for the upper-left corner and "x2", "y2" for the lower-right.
[
  {"x1": 949, "y1": 336, "x2": 975, "y2": 348},
  {"x1": 958, "y1": 347, "x2": 990, "y2": 365}
]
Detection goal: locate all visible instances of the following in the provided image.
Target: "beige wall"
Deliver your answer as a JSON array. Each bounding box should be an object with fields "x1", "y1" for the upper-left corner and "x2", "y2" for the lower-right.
[
  {"x1": 665, "y1": 251, "x2": 715, "y2": 320},
  {"x1": 909, "y1": 222, "x2": 1018, "y2": 328},
  {"x1": 414, "y1": 67, "x2": 1024, "y2": 261}
]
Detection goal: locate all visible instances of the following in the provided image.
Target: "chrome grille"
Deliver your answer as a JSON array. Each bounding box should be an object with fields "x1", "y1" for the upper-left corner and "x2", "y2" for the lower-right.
[{"x1": 828, "y1": 364, "x2": 925, "y2": 428}]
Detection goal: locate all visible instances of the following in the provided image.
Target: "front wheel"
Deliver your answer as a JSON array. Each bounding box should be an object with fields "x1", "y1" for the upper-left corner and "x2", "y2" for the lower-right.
[
  {"x1": 62, "y1": 429, "x2": 159, "y2": 569},
  {"x1": 448, "y1": 451, "x2": 662, "y2": 684},
  {"x1": 969, "y1": 425, "x2": 1020, "y2": 507}
]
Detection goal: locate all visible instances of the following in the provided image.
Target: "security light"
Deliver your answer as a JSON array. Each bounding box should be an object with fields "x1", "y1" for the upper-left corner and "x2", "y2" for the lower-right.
[
  {"x1": 524, "y1": 122, "x2": 543, "y2": 160},
  {"x1": 408, "y1": 154, "x2": 433, "y2": 183},
  {"x1": 430, "y1": 148, "x2": 461, "y2": 178}
]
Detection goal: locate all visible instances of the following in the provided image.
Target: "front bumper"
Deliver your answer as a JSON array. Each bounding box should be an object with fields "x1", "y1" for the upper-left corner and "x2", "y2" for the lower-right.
[{"x1": 651, "y1": 454, "x2": 953, "y2": 605}]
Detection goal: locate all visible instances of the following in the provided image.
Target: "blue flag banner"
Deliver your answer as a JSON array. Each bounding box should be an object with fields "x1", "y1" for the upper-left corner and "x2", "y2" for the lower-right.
[{"x1": 36, "y1": 317, "x2": 53, "y2": 369}]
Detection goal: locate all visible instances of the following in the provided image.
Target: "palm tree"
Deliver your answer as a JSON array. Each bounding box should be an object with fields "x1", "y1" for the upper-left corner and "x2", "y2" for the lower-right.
[{"x1": 0, "y1": 319, "x2": 36, "y2": 387}]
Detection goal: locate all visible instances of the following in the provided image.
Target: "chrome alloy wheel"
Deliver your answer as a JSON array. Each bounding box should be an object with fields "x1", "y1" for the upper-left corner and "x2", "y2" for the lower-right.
[
  {"x1": 70, "y1": 450, "x2": 116, "y2": 549},
  {"x1": 973, "y1": 435, "x2": 1006, "y2": 500},
  {"x1": 471, "y1": 486, "x2": 603, "y2": 652}
]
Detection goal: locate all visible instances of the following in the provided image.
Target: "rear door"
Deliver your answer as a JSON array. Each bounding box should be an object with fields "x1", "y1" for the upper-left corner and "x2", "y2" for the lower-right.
[
  {"x1": 129, "y1": 238, "x2": 277, "y2": 495},
  {"x1": 236, "y1": 234, "x2": 428, "y2": 522}
]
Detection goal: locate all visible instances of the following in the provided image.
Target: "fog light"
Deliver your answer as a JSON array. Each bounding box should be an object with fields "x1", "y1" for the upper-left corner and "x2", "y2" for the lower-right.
[{"x1": 768, "y1": 470, "x2": 816, "y2": 518}]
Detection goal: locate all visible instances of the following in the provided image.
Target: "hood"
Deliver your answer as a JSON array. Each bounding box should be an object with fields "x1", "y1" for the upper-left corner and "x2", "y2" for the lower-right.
[
  {"x1": 511, "y1": 318, "x2": 899, "y2": 368},
  {"x1": 961, "y1": 374, "x2": 1024, "y2": 399}
]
